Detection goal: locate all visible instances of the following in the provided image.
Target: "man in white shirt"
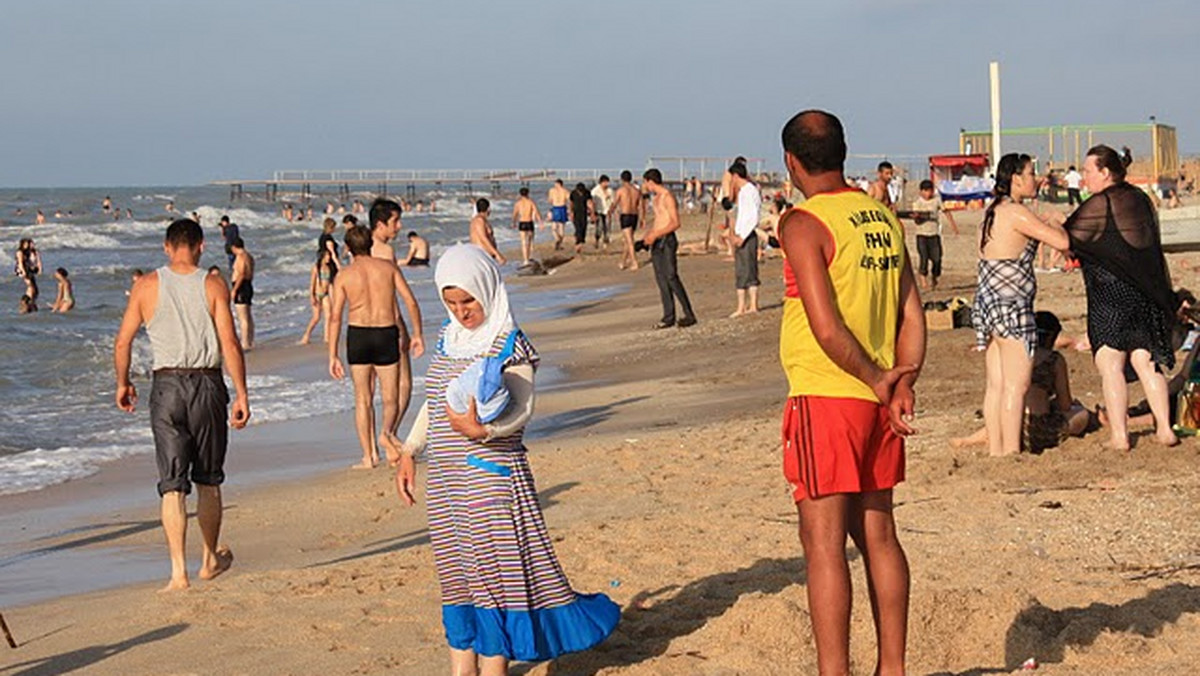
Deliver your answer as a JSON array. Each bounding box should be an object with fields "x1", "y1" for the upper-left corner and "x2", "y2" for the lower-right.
[
  {"x1": 590, "y1": 175, "x2": 615, "y2": 250},
  {"x1": 728, "y1": 162, "x2": 761, "y2": 317},
  {"x1": 1064, "y1": 165, "x2": 1083, "y2": 206}
]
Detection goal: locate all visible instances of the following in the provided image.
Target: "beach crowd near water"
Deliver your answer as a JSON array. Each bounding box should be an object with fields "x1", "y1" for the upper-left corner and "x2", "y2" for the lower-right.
[{"x1": 5, "y1": 109, "x2": 1200, "y2": 675}]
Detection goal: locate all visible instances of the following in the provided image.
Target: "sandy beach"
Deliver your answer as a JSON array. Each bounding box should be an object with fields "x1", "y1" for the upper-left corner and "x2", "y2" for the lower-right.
[{"x1": 5, "y1": 204, "x2": 1200, "y2": 675}]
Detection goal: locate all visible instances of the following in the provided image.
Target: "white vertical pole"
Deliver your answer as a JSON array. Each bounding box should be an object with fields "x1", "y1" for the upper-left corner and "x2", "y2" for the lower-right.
[{"x1": 989, "y1": 61, "x2": 1002, "y2": 174}]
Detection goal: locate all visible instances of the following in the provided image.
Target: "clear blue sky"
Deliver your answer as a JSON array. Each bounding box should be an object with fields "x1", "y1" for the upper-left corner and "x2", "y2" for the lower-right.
[{"x1": 1, "y1": 0, "x2": 1194, "y2": 187}]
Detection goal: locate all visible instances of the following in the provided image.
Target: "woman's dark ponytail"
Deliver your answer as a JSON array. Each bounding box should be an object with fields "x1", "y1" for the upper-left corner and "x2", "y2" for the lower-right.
[{"x1": 980, "y1": 153, "x2": 1032, "y2": 250}]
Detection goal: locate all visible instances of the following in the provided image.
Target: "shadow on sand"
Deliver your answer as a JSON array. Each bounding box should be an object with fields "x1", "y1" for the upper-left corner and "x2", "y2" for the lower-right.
[
  {"x1": 546, "y1": 556, "x2": 807, "y2": 675},
  {"x1": 0, "y1": 624, "x2": 187, "y2": 676},
  {"x1": 526, "y1": 396, "x2": 649, "y2": 440},
  {"x1": 308, "y1": 482, "x2": 580, "y2": 568}
]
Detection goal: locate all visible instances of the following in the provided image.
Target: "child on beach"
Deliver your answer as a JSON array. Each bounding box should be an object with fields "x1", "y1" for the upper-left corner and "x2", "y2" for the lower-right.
[
  {"x1": 396, "y1": 244, "x2": 618, "y2": 674},
  {"x1": 300, "y1": 248, "x2": 336, "y2": 345},
  {"x1": 909, "y1": 179, "x2": 959, "y2": 291},
  {"x1": 953, "y1": 311, "x2": 1092, "y2": 453},
  {"x1": 972, "y1": 153, "x2": 1070, "y2": 456},
  {"x1": 50, "y1": 267, "x2": 74, "y2": 312}
]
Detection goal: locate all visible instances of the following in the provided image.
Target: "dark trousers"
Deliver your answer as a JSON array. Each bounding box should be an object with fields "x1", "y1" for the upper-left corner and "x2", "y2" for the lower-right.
[
  {"x1": 916, "y1": 234, "x2": 942, "y2": 278},
  {"x1": 573, "y1": 218, "x2": 588, "y2": 245},
  {"x1": 651, "y1": 233, "x2": 695, "y2": 324},
  {"x1": 594, "y1": 214, "x2": 609, "y2": 243},
  {"x1": 1067, "y1": 188, "x2": 1082, "y2": 206}
]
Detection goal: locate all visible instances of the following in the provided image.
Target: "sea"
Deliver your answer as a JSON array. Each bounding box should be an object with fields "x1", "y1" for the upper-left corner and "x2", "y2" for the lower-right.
[{"x1": 0, "y1": 185, "x2": 611, "y2": 499}]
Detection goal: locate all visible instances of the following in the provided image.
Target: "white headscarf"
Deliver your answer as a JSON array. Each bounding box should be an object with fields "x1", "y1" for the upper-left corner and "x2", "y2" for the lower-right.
[{"x1": 434, "y1": 244, "x2": 515, "y2": 359}]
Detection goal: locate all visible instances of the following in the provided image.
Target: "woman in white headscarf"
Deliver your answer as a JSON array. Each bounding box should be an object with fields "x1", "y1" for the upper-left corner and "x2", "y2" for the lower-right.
[{"x1": 398, "y1": 244, "x2": 618, "y2": 675}]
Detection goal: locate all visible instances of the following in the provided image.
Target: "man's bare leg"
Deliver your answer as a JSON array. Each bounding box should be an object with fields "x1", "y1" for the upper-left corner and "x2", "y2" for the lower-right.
[
  {"x1": 621, "y1": 229, "x2": 638, "y2": 270},
  {"x1": 376, "y1": 361, "x2": 403, "y2": 465},
  {"x1": 730, "y1": 289, "x2": 747, "y2": 318},
  {"x1": 160, "y1": 491, "x2": 189, "y2": 591},
  {"x1": 552, "y1": 223, "x2": 564, "y2": 249},
  {"x1": 846, "y1": 490, "x2": 909, "y2": 676},
  {"x1": 521, "y1": 231, "x2": 533, "y2": 265},
  {"x1": 479, "y1": 655, "x2": 508, "y2": 676},
  {"x1": 1129, "y1": 348, "x2": 1178, "y2": 446},
  {"x1": 196, "y1": 484, "x2": 233, "y2": 580},
  {"x1": 797, "y1": 494, "x2": 853, "y2": 676},
  {"x1": 236, "y1": 305, "x2": 252, "y2": 349},
  {"x1": 950, "y1": 426, "x2": 988, "y2": 448},
  {"x1": 996, "y1": 336, "x2": 1032, "y2": 456},
  {"x1": 349, "y1": 364, "x2": 379, "y2": 467},
  {"x1": 748, "y1": 285, "x2": 759, "y2": 313},
  {"x1": 1095, "y1": 346, "x2": 1131, "y2": 450}
]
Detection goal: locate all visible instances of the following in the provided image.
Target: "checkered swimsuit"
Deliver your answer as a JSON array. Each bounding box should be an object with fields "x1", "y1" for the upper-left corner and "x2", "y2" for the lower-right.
[{"x1": 973, "y1": 240, "x2": 1039, "y2": 356}]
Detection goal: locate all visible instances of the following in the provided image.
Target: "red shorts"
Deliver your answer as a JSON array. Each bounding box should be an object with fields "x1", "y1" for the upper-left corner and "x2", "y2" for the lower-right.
[{"x1": 782, "y1": 395, "x2": 905, "y2": 503}]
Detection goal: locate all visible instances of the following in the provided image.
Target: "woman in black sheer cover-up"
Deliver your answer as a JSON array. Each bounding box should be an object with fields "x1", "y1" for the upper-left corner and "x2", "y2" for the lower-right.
[{"x1": 1064, "y1": 145, "x2": 1179, "y2": 449}]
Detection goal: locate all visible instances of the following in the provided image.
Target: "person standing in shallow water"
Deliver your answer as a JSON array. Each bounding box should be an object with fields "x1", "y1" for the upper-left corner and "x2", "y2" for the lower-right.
[
  {"x1": 397, "y1": 244, "x2": 619, "y2": 675},
  {"x1": 113, "y1": 218, "x2": 248, "y2": 591},
  {"x1": 777, "y1": 110, "x2": 926, "y2": 675}
]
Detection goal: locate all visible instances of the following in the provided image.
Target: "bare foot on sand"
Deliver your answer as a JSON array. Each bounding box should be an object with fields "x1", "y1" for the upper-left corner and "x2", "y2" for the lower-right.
[
  {"x1": 1154, "y1": 431, "x2": 1180, "y2": 447},
  {"x1": 729, "y1": 310, "x2": 744, "y2": 319},
  {"x1": 380, "y1": 431, "x2": 404, "y2": 466},
  {"x1": 199, "y1": 546, "x2": 234, "y2": 581},
  {"x1": 159, "y1": 577, "x2": 190, "y2": 593},
  {"x1": 352, "y1": 458, "x2": 378, "y2": 469}
]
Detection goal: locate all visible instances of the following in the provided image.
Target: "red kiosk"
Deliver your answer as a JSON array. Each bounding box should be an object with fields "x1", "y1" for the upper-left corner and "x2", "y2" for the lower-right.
[{"x1": 929, "y1": 153, "x2": 992, "y2": 210}]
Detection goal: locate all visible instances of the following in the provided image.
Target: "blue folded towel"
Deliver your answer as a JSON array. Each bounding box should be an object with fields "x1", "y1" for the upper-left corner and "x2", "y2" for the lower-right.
[{"x1": 447, "y1": 357, "x2": 510, "y2": 423}]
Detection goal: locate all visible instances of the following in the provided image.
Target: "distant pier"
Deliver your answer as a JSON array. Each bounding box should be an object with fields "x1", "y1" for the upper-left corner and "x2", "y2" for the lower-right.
[{"x1": 210, "y1": 157, "x2": 766, "y2": 202}]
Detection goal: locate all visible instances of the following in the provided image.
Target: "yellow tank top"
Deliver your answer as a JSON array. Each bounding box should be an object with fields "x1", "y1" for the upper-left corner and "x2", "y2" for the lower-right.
[{"x1": 780, "y1": 188, "x2": 905, "y2": 401}]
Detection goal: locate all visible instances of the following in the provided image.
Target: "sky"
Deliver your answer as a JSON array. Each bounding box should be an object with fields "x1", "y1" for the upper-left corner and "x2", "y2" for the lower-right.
[{"x1": 1, "y1": 0, "x2": 1195, "y2": 187}]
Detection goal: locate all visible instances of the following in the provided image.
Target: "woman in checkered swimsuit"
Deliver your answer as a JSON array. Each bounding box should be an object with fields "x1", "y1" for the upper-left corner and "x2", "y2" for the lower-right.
[
  {"x1": 972, "y1": 153, "x2": 1070, "y2": 457},
  {"x1": 398, "y1": 245, "x2": 619, "y2": 675}
]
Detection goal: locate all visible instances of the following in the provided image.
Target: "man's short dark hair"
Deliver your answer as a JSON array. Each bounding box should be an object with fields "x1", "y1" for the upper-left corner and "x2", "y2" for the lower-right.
[
  {"x1": 919, "y1": 179, "x2": 934, "y2": 191},
  {"x1": 878, "y1": 161, "x2": 893, "y2": 172},
  {"x1": 555, "y1": 179, "x2": 563, "y2": 186},
  {"x1": 476, "y1": 197, "x2": 490, "y2": 213},
  {"x1": 643, "y1": 168, "x2": 663, "y2": 185},
  {"x1": 728, "y1": 162, "x2": 748, "y2": 179},
  {"x1": 165, "y1": 219, "x2": 204, "y2": 250},
  {"x1": 599, "y1": 174, "x2": 610, "y2": 183},
  {"x1": 407, "y1": 231, "x2": 418, "y2": 239},
  {"x1": 231, "y1": 237, "x2": 245, "y2": 250},
  {"x1": 342, "y1": 214, "x2": 358, "y2": 225},
  {"x1": 369, "y1": 198, "x2": 402, "y2": 230},
  {"x1": 781, "y1": 110, "x2": 847, "y2": 174},
  {"x1": 345, "y1": 225, "x2": 373, "y2": 256},
  {"x1": 620, "y1": 170, "x2": 632, "y2": 182},
  {"x1": 219, "y1": 215, "x2": 230, "y2": 225},
  {"x1": 1068, "y1": 165, "x2": 1076, "y2": 171},
  {"x1": 519, "y1": 187, "x2": 530, "y2": 196},
  {"x1": 734, "y1": 155, "x2": 747, "y2": 164}
]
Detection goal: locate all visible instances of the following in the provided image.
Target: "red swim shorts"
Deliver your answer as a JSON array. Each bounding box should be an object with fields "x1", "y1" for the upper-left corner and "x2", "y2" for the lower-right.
[{"x1": 781, "y1": 395, "x2": 905, "y2": 503}]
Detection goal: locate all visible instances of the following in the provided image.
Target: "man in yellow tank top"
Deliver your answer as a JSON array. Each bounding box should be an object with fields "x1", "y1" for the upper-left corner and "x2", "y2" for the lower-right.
[{"x1": 777, "y1": 110, "x2": 926, "y2": 675}]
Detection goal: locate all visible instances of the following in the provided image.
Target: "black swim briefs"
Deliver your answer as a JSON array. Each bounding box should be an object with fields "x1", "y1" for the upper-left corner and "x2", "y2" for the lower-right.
[
  {"x1": 346, "y1": 325, "x2": 401, "y2": 366},
  {"x1": 150, "y1": 368, "x2": 229, "y2": 496},
  {"x1": 518, "y1": 221, "x2": 535, "y2": 232},
  {"x1": 233, "y1": 280, "x2": 254, "y2": 305},
  {"x1": 619, "y1": 214, "x2": 638, "y2": 230}
]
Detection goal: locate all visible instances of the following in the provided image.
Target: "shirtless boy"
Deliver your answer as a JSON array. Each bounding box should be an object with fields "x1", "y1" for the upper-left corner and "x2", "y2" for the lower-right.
[
  {"x1": 614, "y1": 170, "x2": 643, "y2": 271},
  {"x1": 230, "y1": 237, "x2": 255, "y2": 350},
  {"x1": 511, "y1": 187, "x2": 543, "y2": 265},
  {"x1": 114, "y1": 219, "x2": 247, "y2": 591},
  {"x1": 470, "y1": 198, "x2": 506, "y2": 264},
  {"x1": 400, "y1": 231, "x2": 430, "y2": 267},
  {"x1": 367, "y1": 199, "x2": 425, "y2": 459},
  {"x1": 331, "y1": 223, "x2": 425, "y2": 468},
  {"x1": 548, "y1": 179, "x2": 570, "y2": 250},
  {"x1": 868, "y1": 160, "x2": 896, "y2": 212}
]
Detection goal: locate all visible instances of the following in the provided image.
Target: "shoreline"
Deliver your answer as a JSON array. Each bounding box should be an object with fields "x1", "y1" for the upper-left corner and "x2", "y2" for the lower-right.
[{"x1": 5, "y1": 208, "x2": 1200, "y2": 674}]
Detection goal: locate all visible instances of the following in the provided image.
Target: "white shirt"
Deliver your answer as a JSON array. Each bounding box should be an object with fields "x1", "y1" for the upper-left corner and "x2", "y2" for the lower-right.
[
  {"x1": 734, "y1": 182, "x2": 762, "y2": 240},
  {"x1": 1064, "y1": 170, "x2": 1082, "y2": 190},
  {"x1": 591, "y1": 184, "x2": 614, "y2": 215}
]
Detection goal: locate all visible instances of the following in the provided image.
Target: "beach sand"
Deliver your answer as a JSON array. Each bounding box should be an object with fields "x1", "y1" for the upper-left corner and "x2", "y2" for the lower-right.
[{"x1": 4, "y1": 205, "x2": 1200, "y2": 675}]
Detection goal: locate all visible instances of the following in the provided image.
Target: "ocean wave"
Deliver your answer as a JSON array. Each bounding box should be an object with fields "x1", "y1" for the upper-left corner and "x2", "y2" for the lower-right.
[{"x1": 0, "y1": 441, "x2": 154, "y2": 496}]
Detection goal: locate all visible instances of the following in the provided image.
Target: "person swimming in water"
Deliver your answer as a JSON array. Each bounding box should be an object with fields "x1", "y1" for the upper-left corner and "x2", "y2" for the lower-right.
[
  {"x1": 51, "y1": 267, "x2": 75, "y2": 312},
  {"x1": 399, "y1": 231, "x2": 430, "y2": 267}
]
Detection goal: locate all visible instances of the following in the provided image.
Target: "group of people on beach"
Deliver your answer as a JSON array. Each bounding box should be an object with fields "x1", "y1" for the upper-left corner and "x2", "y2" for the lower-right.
[{"x1": 96, "y1": 101, "x2": 1190, "y2": 676}]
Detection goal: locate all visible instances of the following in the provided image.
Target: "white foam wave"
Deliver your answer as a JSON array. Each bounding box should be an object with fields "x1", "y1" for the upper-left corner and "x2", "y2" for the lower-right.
[
  {"x1": 0, "y1": 223, "x2": 124, "y2": 250},
  {"x1": 0, "y1": 441, "x2": 154, "y2": 496}
]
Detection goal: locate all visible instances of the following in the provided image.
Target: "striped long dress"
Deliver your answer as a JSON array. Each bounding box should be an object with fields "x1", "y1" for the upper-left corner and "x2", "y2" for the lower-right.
[{"x1": 425, "y1": 327, "x2": 619, "y2": 662}]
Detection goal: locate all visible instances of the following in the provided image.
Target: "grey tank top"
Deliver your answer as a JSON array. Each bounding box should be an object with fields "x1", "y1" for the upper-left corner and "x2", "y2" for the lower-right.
[{"x1": 146, "y1": 266, "x2": 222, "y2": 370}]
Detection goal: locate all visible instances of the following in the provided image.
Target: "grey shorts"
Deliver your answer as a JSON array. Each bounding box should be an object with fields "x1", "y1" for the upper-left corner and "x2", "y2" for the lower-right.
[
  {"x1": 735, "y1": 232, "x2": 760, "y2": 289},
  {"x1": 150, "y1": 368, "x2": 229, "y2": 496}
]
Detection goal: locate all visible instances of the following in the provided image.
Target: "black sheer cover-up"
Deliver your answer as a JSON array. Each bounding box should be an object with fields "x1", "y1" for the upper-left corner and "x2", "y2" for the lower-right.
[{"x1": 1064, "y1": 182, "x2": 1175, "y2": 371}]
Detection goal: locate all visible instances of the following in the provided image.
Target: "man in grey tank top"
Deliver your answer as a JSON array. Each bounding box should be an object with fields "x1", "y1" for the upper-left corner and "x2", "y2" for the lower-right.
[{"x1": 113, "y1": 219, "x2": 250, "y2": 592}]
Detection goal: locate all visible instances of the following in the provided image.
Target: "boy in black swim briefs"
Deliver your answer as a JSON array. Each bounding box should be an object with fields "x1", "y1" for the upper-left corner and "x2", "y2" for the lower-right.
[{"x1": 328, "y1": 224, "x2": 426, "y2": 469}]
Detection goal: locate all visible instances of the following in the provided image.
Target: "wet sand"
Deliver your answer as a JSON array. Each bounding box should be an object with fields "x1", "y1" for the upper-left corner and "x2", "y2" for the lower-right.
[{"x1": 4, "y1": 204, "x2": 1200, "y2": 674}]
